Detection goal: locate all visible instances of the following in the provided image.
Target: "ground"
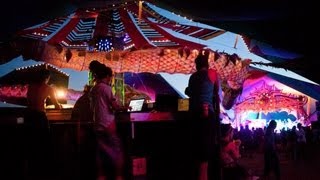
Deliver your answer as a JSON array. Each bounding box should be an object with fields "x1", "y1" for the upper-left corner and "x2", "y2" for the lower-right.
[{"x1": 239, "y1": 144, "x2": 320, "y2": 180}]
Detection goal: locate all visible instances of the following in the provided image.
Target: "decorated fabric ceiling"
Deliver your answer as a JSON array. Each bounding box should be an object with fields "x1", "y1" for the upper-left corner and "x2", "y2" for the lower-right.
[
  {"x1": 9, "y1": 1, "x2": 251, "y2": 87},
  {"x1": 2, "y1": 0, "x2": 316, "y2": 87},
  {"x1": 235, "y1": 82, "x2": 308, "y2": 122},
  {"x1": 17, "y1": 1, "x2": 221, "y2": 52},
  {"x1": 17, "y1": 1, "x2": 223, "y2": 50},
  {"x1": 235, "y1": 82, "x2": 308, "y2": 112}
]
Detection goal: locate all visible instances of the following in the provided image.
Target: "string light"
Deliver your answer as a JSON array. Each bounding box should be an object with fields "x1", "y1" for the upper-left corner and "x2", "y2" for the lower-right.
[{"x1": 15, "y1": 63, "x2": 69, "y2": 76}]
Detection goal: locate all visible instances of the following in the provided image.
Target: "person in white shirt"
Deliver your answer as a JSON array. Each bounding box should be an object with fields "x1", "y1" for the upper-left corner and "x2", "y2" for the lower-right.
[{"x1": 90, "y1": 63, "x2": 128, "y2": 180}]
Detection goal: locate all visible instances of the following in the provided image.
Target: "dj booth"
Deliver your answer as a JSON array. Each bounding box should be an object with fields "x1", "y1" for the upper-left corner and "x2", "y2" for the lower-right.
[{"x1": 0, "y1": 107, "x2": 194, "y2": 180}]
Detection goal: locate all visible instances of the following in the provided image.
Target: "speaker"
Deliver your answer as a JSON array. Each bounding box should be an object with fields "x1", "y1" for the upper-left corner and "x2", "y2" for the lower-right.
[
  {"x1": 316, "y1": 101, "x2": 320, "y2": 111},
  {"x1": 155, "y1": 94, "x2": 178, "y2": 112}
]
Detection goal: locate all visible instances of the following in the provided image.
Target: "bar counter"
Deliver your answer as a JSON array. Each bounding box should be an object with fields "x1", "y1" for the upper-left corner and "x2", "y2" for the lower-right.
[{"x1": 0, "y1": 107, "x2": 194, "y2": 179}]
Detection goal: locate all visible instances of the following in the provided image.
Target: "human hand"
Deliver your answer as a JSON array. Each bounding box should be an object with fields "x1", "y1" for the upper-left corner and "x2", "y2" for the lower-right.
[
  {"x1": 55, "y1": 103, "x2": 63, "y2": 109},
  {"x1": 117, "y1": 105, "x2": 132, "y2": 112},
  {"x1": 122, "y1": 105, "x2": 132, "y2": 111}
]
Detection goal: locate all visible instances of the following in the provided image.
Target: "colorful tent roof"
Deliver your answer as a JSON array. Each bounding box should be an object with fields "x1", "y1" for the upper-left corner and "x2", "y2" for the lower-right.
[
  {"x1": 0, "y1": 63, "x2": 69, "y2": 86},
  {"x1": 16, "y1": 1, "x2": 220, "y2": 50},
  {"x1": 0, "y1": 1, "x2": 317, "y2": 87}
]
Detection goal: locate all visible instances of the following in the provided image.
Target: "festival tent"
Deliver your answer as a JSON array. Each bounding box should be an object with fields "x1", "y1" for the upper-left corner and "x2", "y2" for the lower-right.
[{"x1": 0, "y1": 1, "x2": 318, "y2": 125}]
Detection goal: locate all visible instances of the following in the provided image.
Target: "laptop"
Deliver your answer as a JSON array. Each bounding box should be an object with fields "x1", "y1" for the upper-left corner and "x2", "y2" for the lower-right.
[{"x1": 128, "y1": 98, "x2": 145, "y2": 112}]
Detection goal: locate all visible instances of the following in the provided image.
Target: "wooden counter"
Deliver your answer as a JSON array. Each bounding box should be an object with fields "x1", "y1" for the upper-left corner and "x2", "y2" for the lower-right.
[
  {"x1": 46, "y1": 108, "x2": 73, "y2": 122},
  {"x1": 0, "y1": 107, "x2": 193, "y2": 179}
]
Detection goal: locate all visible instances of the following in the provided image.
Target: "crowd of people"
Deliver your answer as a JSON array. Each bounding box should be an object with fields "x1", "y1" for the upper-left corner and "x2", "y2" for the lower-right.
[
  {"x1": 222, "y1": 120, "x2": 320, "y2": 180},
  {"x1": 232, "y1": 122, "x2": 320, "y2": 159}
]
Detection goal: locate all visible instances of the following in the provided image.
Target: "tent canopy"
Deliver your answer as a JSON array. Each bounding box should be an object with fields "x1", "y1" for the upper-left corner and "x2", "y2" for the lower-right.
[
  {"x1": 0, "y1": 1, "x2": 317, "y2": 98},
  {"x1": 0, "y1": 63, "x2": 69, "y2": 86},
  {"x1": 0, "y1": 1, "x2": 256, "y2": 89}
]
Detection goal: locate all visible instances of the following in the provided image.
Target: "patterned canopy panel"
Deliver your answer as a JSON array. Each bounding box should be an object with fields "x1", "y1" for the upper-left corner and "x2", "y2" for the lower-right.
[
  {"x1": 234, "y1": 82, "x2": 308, "y2": 121},
  {"x1": 36, "y1": 42, "x2": 249, "y2": 88},
  {"x1": 11, "y1": 1, "x2": 249, "y2": 90},
  {"x1": 17, "y1": 1, "x2": 222, "y2": 51}
]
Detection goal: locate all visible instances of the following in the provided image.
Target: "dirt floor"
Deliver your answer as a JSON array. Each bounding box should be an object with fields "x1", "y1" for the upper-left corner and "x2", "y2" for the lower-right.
[{"x1": 239, "y1": 144, "x2": 320, "y2": 180}]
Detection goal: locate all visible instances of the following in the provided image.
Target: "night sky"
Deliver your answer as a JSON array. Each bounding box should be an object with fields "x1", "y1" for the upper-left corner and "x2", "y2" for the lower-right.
[{"x1": 0, "y1": 0, "x2": 76, "y2": 41}]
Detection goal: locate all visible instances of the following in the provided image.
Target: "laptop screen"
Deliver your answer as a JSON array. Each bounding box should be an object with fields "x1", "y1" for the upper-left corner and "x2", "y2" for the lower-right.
[{"x1": 128, "y1": 99, "x2": 145, "y2": 112}]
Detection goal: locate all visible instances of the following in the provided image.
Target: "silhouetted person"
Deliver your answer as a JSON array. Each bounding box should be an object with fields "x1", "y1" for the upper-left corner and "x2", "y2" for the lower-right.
[
  {"x1": 71, "y1": 84, "x2": 95, "y2": 179},
  {"x1": 289, "y1": 125, "x2": 297, "y2": 160},
  {"x1": 243, "y1": 125, "x2": 254, "y2": 157},
  {"x1": 185, "y1": 50, "x2": 220, "y2": 180},
  {"x1": 27, "y1": 69, "x2": 62, "y2": 111},
  {"x1": 25, "y1": 68, "x2": 62, "y2": 179},
  {"x1": 296, "y1": 123, "x2": 306, "y2": 161},
  {"x1": 263, "y1": 120, "x2": 280, "y2": 180}
]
